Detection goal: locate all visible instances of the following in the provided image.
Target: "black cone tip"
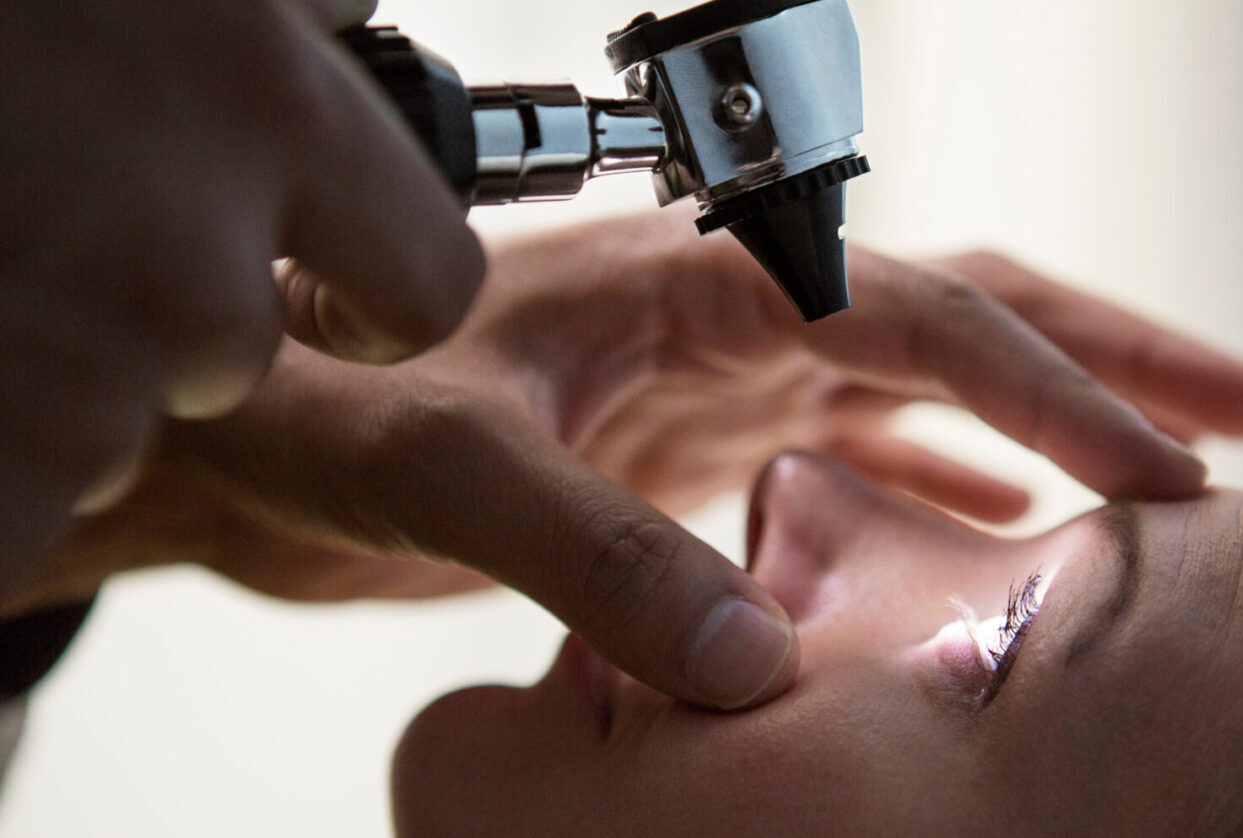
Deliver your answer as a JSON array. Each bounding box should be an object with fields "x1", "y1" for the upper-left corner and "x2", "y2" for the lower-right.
[{"x1": 725, "y1": 183, "x2": 850, "y2": 322}]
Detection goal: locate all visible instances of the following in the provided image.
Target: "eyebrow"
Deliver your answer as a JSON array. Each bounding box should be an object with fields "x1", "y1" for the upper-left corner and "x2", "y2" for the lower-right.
[{"x1": 1065, "y1": 503, "x2": 1142, "y2": 665}]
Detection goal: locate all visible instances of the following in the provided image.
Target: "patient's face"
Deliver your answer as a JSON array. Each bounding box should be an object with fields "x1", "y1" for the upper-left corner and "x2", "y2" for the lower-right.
[{"x1": 392, "y1": 455, "x2": 1243, "y2": 837}]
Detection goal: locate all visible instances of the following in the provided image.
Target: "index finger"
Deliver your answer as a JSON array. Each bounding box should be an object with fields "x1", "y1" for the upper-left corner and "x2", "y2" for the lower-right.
[
  {"x1": 925, "y1": 251, "x2": 1243, "y2": 437},
  {"x1": 799, "y1": 248, "x2": 1205, "y2": 500},
  {"x1": 276, "y1": 5, "x2": 485, "y2": 362}
]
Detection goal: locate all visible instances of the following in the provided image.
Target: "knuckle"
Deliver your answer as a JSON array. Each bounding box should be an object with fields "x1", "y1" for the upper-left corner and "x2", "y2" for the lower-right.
[
  {"x1": 344, "y1": 385, "x2": 509, "y2": 548},
  {"x1": 575, "y1": 515, "x2": 683, "y2": 632},
  {"x1": 924, "y1": 271, "x2": 986, "y2": 312},
  {"x1": 906, "y1": 272, "x2": 992, "y2": 373},
  {"x1": 178, "y1": 287, "x2": 278, "y2": 361},
  {"x1": 951, "y1": 249, "x2": 1051, "y2": 309}
]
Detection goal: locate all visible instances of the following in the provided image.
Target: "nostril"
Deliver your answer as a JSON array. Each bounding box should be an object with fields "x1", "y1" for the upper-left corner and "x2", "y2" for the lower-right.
[
  {"x1": 744, "y1": 452, "x2": 867, "y2": 624},
  {"x1": 745, "y1": 492, "x2": 765, "y2": 572},
  {"x1": 744, "y1": 512, "x2": 826, "y2": 625},
  {"x1": 745, "y1": 452, "x2": 805, "y2": 572}
]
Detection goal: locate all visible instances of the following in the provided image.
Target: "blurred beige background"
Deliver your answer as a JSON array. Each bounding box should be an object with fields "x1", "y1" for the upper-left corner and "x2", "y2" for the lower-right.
[{"x1": 2, "y1": 2, "x2": 1239, "y2": 835}]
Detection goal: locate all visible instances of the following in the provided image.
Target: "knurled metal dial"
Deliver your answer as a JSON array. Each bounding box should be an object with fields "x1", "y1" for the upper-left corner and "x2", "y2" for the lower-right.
[{"x1": 696, "y1": 154, "x2": 869, "y2": 234}]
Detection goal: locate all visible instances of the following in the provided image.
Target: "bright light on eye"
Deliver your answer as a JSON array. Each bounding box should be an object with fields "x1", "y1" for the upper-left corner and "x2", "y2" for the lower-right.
[
  {"x1": 944, "y1": 598, "x2": 1000, "y2": 672},
  {"x1": 949, "y1": 573, "x2": 1056, "y2": 670},
  {"x1": 971, "y1": 616, "x2": 1006, "y2": 670}
]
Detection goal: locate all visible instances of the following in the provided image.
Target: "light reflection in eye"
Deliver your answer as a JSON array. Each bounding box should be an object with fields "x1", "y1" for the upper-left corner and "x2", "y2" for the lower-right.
[
  {"x1": 989, "y1": 572, "x2": 1046, "y2": 663},
  {"x1": 946, "y1": 571, "x2": 1054, "y2": 696},
  {"x1": 946, "y1": 598, "x2": 1001, "y2": 674}
]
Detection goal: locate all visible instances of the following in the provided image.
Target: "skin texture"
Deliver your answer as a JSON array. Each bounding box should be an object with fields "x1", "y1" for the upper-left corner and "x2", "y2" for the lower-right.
[
  {"x1": 16, "y1": 209, "x2": 1243, "y2": 710},
  {"x1": 0, "y1": 0, "x2": 485, "y2": 599},
  {"x1": 391, "y1": 453, "x2": 1243, "y2": 838}
]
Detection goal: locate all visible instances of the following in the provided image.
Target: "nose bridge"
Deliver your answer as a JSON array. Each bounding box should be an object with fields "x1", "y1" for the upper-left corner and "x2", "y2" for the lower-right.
[
  {"x1": 791, "y1": 554, "x2": 941, "y2": 653},
  {"x1": 800, "y1": 529, "x2": 1041, "y2": 652},
  {"x1": 750, "y1": 453, "x2": 1037, "y2": 634}
]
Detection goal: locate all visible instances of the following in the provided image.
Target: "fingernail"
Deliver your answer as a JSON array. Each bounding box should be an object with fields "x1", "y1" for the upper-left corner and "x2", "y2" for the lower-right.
[
  {"x1": 1158, "y1": 427, "x2": 1197, "y2": 457},
  {"x1": 332, "y1": 0, "x2": 379, "y2": 28},
  {"x1": 1148, "y1": 424, "x2": 1206, "y2": 480},
  {"x1": 686, "y1": 598, "x2": 794, "y2": 710},
  {"x1": 1120, "y1": 400, "x2": 1195, "y2": 456},
  {"x1": 1116, "y1": 399, "x2": 1206, "y2": 486},
  {"x1": 314, "y1": 284, "x2": 411, "y2": 364}
]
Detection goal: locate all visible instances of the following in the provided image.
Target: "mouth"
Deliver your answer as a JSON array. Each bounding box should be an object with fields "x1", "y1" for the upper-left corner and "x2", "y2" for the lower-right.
[{"x1": 550, "y1": 633, "x2": 619, "y2": 738}]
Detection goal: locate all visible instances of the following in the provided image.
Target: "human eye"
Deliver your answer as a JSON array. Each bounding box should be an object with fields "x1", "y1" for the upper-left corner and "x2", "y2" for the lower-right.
[
  {"x1": 979, "y1": 571, "x2": 1043, "y2": 703},
  {"x1": 935, "y1": 571, "x2": 1049, "y2": 707}
]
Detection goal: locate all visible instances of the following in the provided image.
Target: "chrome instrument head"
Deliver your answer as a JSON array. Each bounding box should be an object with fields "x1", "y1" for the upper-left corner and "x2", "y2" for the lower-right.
[{"x1": 607, "y1": 0, "x2": 869, "y2": 320}]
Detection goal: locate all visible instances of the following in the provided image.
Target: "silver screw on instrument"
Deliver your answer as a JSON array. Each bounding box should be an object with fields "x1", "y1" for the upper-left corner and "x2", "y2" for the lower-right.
[{"x1": 717, "y1": 83, "x2": 763, "y2": 130}]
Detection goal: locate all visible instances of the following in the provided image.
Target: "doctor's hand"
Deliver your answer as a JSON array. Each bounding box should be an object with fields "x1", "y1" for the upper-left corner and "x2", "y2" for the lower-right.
[
  {"x1": 0, "y1": 0, "x2": 483, "y2": 597},
  {"x1": 474, "y1": 209, "x2": 1239, "y2": 520},
  {"x1": 32, "y1": 209, "x2": 1243, "y2": 714}
]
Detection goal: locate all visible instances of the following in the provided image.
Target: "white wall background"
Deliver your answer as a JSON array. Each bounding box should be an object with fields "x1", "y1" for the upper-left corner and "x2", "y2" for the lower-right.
[{"x1": 2, "y1": 2, "x2": 1240, "y2": 835}]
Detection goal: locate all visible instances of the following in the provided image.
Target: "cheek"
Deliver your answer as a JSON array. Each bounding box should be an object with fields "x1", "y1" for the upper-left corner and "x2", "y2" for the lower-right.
[
  {"x1": 390, "y1": 686, "x2": 600, "y2": 838},
  {"x1": 600, "y1": 670, "x2": 977, "y2": 837},
  {"x1": 601, "y1": 706, "x2": 844, "y2": 836},
  {"x1": 751, "y1": 524, "x2": 829, "y2": 623}
]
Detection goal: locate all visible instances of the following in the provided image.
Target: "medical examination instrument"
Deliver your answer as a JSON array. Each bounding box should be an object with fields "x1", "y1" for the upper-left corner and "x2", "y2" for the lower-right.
[{"x1": 341, "y1": 0, "x2": 868, "y2": 321}]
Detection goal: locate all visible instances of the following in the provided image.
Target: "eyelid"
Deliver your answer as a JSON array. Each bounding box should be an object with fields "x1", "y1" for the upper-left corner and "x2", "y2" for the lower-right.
[
  {"x1": 916, "y1": 572, "x2": 1051, "y2": 711},
  {"x1": 980, "y1": 572, "x2": 1048, "y2": 703}
]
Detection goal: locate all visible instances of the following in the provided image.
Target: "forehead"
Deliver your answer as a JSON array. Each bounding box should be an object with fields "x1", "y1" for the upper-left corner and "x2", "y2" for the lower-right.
[
  {"x1": 979, "y1": 493, "x2": 1243, "y2": 826},
  {"x1": 1164, "y1": 492, "x2": 1243, "y2": 632},
  {"x1": 1098, "y1": 493, "x2": 1243, "y2": 669}
]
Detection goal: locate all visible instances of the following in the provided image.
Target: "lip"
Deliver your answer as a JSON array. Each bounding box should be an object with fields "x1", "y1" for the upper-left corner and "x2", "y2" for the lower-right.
[{"x1": 548, "y1": 633, "x2": 619, "y2": 738}]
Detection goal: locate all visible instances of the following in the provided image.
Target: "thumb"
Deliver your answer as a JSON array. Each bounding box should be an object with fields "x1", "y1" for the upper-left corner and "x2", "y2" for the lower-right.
[
  {"x1": 411, "y1": 402, "x2": 800, "y2": 710},
  {"x1": 509, "y1": 460, "x2": 800, "y2": 711},
  {"x1": 166, "y1": 360, "x2": 797, "y2": 710}
]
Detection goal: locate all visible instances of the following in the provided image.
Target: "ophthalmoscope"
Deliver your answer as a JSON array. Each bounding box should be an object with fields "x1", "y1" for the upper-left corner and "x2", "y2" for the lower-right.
[{"x1": 341, "y1": 0, "x2": 868, "y2": 321}]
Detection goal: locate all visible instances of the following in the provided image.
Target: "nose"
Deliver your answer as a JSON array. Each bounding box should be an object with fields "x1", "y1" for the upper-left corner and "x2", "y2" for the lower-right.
[
  {"x1": 746, "y1": 452, "x2": 1028, "y2": 640},
  {"x1": 747, "y1": 452, "x2": 936, "y2": 629},
  {"x1": 746, "y1": 453, "x2": 851, "y2": 621}
]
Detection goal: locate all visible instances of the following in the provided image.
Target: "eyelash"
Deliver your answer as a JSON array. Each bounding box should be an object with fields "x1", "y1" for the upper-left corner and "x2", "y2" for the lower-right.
[{"x1": 981, "y1": 571, "x2": 1043, "y2": 703}]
